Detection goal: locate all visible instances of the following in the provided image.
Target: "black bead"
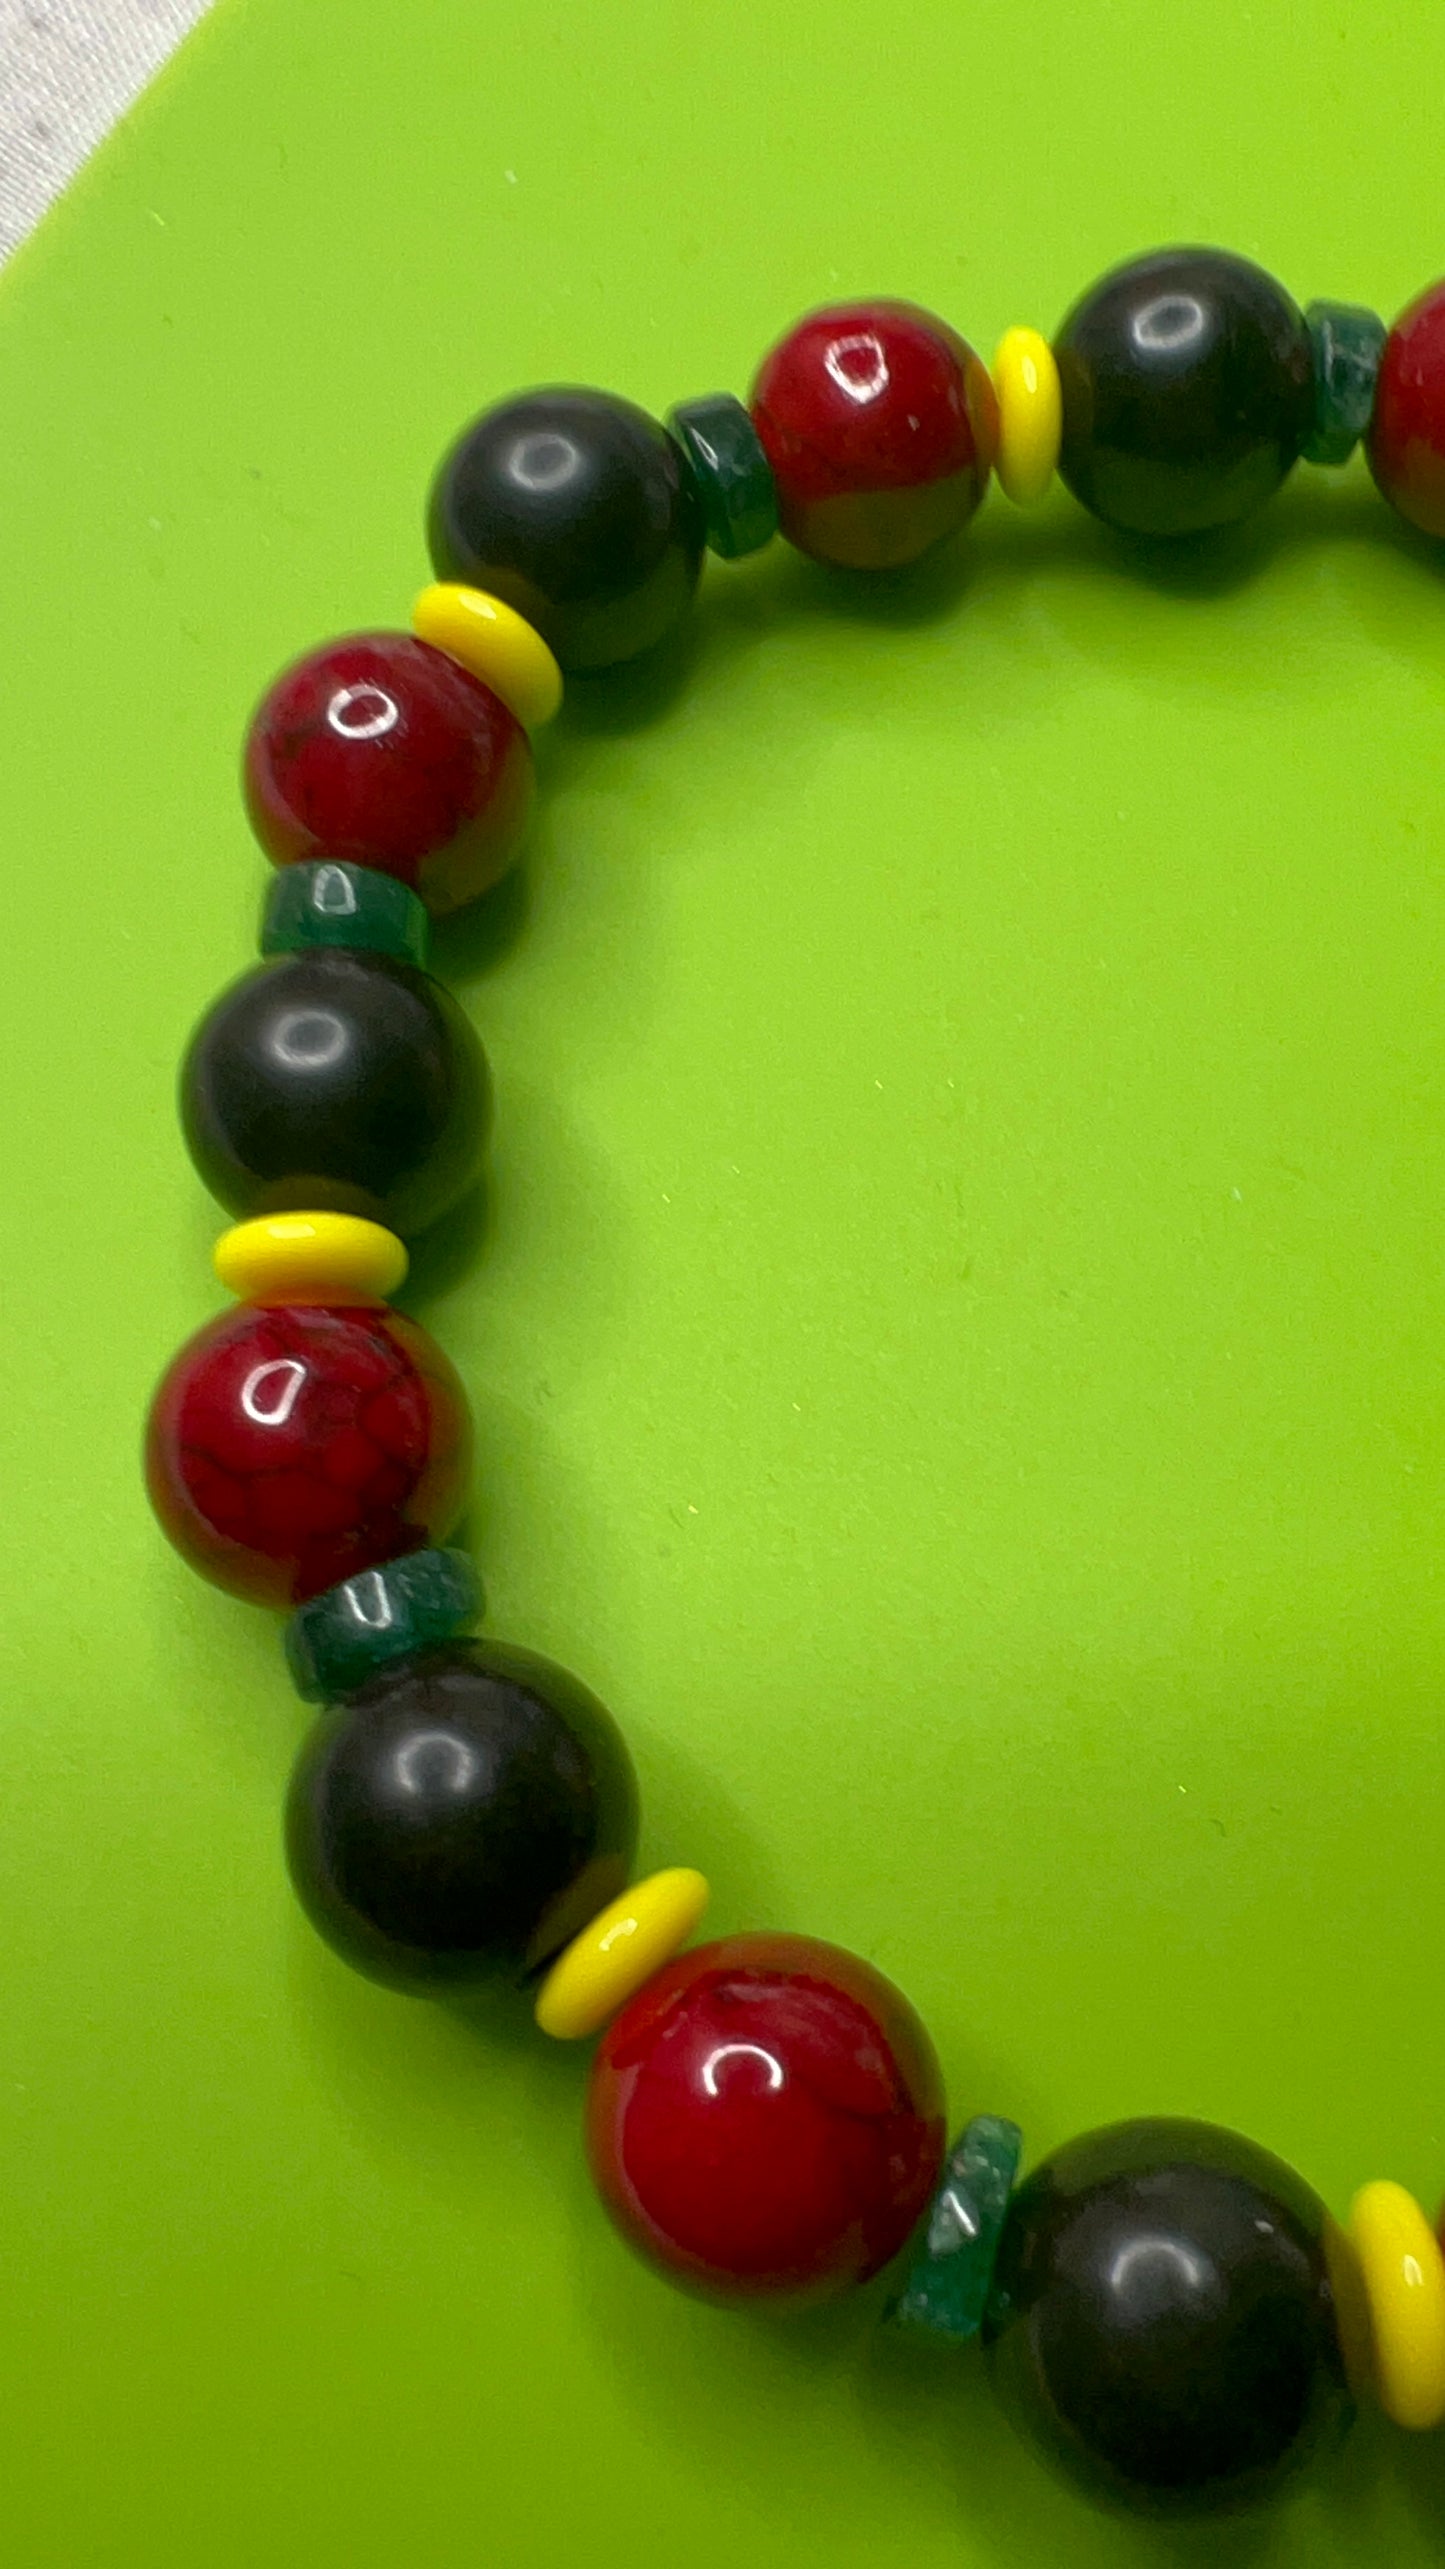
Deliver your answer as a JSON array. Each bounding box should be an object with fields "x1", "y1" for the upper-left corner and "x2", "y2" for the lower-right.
[
  {"x1": 983, "y1": 2118, "x2": 1351, "y2": 2515},
  {"x1": 285, "y1": 1638, "x2": 639, "y2": 1992},
  {"x1": 427, "y1": 388, "x2": 704, "y2": 672},
  {"x1": 179, "y1": 947, "x2": 489, "y2": 1238},
  {"x1": 1054, "y1": 248, "x2": 1314, "y2": 537}
]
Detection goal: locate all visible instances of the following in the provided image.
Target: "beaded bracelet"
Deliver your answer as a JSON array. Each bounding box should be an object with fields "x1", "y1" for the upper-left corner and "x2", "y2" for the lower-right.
[{"x1": 142, "y1": 246, "x2": 1445, "y2": 2524}]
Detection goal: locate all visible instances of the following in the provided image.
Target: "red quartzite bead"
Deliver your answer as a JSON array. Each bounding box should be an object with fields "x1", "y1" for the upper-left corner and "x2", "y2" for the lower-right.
[
  {"x1": 145, "y1": 1302, "x2": 471, "y2": 1608},
  {"x1": 749, "y1": 300, "x2": 999, "y2": 569},
  {"x1": 585, "y1": 1931, "x2": 946, "y2": 2304},
  {"x1": 1368, "y1": 279, "x2": 1445, "y2": 538},
  {"x1": 244, "y1": 633, "x2": 533, "y2": 915}
]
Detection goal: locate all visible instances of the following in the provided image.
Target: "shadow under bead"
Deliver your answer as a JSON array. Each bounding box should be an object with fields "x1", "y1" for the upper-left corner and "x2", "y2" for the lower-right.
[
  {"x1": 427, "y1": 388, "x2": 704, "y2": 671},
  {"x1": 1053, "y1": 247, "x2": 1314, "y2": 537},
  {"x1": 983, "y1": 2117, "x2": 1352, "y2": 2515},
  {"x1": 179, "y1": 947, "x2": 489, "y2": 1239},
  {"x1": 285, "y1": 1638, "x2": 639, "y2": 1991}
]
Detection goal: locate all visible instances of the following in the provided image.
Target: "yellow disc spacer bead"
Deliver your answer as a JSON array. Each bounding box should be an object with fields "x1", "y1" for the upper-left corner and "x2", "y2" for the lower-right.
[
  {"x1": 534, "y1": 1867, "x2": 711, "y2": 2040},
  {"x1": 1348, "y1": 2180, "x2": 1445, "y2": 2429},
  {"x1": 411, "y1": 582, "x2": 563, "y2": 730},
  {"x1": 991, "y1": 326, "x2": 1062, "y2": 506},
  {"x1": 213, "y1": 1212, "x2": 408, "y2": 1306}
]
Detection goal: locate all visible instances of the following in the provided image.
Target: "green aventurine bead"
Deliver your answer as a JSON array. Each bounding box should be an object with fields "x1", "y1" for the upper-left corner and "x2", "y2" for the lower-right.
[
  {"x1": 285, "y1": 1548, "x2": 482, "y2": 1701},
  {"x1": 886, "y1": 2113, "x2": 1023, "y2": 2346},
  {"x1": 667, "y1": 393, "x2": 778, "y2": 559},
  {"x1": 1303, "y1": 301, "x2": 1387, "y2": 467},
  {"x1": 261, "y1": 860, "x2": 430, "y2": 969}
]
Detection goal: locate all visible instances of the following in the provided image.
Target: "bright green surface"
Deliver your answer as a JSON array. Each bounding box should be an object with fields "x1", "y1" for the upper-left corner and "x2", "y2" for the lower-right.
[{"x1": 3, "y1": 2, "x2": 1445, "y2": 2562}]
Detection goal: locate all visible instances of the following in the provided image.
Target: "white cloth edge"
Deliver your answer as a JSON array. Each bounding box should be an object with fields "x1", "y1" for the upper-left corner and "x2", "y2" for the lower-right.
[{"x1": 0, "y1": 0, "x2": 215, "y2": 263}]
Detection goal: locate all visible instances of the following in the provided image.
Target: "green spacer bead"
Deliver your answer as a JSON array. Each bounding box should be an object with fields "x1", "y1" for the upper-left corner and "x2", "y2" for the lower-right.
[
  {"x1": 667, "y1": 393, "x2": 778, "y2": 560},
  {"x1": 1303, "y1": 300, "x2": 1387, "y2": 468},
  {"x1": 261, "y1": 861, "x2": 430, "y2": 969},
  {"x1": 284, "y1": 1548, "x2": 482, "y2": 1701},
  {"x1": 886, "y1": 2113, "x2": 1023, "y2": 2347}
]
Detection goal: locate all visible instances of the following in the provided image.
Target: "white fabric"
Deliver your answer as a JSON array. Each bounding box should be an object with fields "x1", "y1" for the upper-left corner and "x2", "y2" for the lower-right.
[{"x1": 0, "y1": 0, "x2": 213, "y2": 262}]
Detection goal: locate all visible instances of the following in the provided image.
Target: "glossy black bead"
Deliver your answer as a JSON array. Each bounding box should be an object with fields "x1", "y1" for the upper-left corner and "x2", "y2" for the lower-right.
[
  {"x1": 427, "y1": 388, "x2": 704, "y2": 672},
  {"x1": 285, "y1": 1638, "x2": 640, "y2": 1992},
  {"x1": 1054, "y1": 248, "x2": 1314, "y2": 536},
  {"x1": 179, "y1": 947, "x2": 488, "y2": 1238},
  {"x1": 983, "y1": 2118, "x2": 1351, "y2": 2515}
]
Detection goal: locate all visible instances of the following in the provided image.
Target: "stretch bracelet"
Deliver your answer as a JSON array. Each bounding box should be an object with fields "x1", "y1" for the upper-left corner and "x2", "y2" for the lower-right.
[{"x1": 143, "y1": 245, "x2": 1445, "y2": 2523}]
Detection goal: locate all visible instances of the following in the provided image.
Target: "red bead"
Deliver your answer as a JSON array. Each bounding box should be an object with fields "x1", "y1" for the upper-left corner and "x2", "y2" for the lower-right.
[
  {"x1": 1368, "y1": 279, "x2": 1445, "y2": 538},
  {"x1": 145, "y1": 1303, "x2": 471, "y2": 1607},
  {"x1": 243, "y1": 633, "x2": 533, "y2": 915},
  {"x1": 585, "y1": 1931, "x2": 946, "y2": 2304},
  {"x1": 750, "y1": 300, "x2": 998, "y2": 569}
]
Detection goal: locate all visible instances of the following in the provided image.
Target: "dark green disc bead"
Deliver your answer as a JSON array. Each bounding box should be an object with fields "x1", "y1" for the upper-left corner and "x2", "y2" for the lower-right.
[
  {"x1": 284, "y1": 1547, "x2": 482, "y2": 1701},
  {"x1": 261, "y1": 860, "x2": 430, "y2": 970},
  {"x1": 1303, "y1": 300, "x2": 1388, "y2": 466},
  {"x1": 667, "y1": 393, "x2": 778, "y2": 559},
  {"x1": 887, "y1": 2113, "x2": 1023, "y2": 2346}
]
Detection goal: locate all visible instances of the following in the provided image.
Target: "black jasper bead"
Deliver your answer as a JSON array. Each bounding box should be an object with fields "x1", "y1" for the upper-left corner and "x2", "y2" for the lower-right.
[
  {"x1": 1054, "y1": 248, "x2": 1314, "y2": 537},
  {"x1": 983, "y1": 2118, "x2": 1351, "y2": 2515},
  {"x1": 285, "y1": 1638, "x2": 639, "y2": 1992},
  {"x1": 428, "y1": 388, "x2": 704, "y2": 672},
  {"x1": 180, "y1": 947, "x2": 488, "y2": 1238}
]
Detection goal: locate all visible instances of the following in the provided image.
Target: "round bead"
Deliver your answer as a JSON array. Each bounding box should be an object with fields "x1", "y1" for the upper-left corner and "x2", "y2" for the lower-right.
[
  {"x1": 284, "y1": 1547, "x2": 482, "y2": 1702},
  {"x1": 285, "y1": 1637, "x2": 639, "y2": 1991},
  {"x1": 1302, "y1": 300, "x2": 1387, "y2": 468},
  {"x1": 888, "y1": 2113, "x2": 1023, "y2": 2345},
  {"x1": 666, "y1": 393, "x2": 778, "y2": 559},
  {"x1": 534, "y1": 1867, "x2": 711, "y2": 2040},
  {"x1": 179, "y1": 948, "x2": 489, "y2": 1240},
  {"x1": 145, "y1": 1302, "x2": 471, "y2": 1608},
  {"x1": 244, "y1": 632, "x2": 533, "y2": 915},
  {"x1": 427, "y1": 389, "x2": 704, "y2": 672},
  {"x1": 585, "y1": 1931, "x2": 946, "y2": 2304},
  {"x1": 213, "y1": 1212, "x2": 407, "y2": 1306},
  {"x1": 750, "y1": 301, "x2": 998, "y2": 569},
  {"x1": 1368, "y1": 278, "x2": 1445, "y2": 536},
  {"x1": 1053, "y1": 247, "x2": 1314, "y2": 537},
  {"x1": 261, "y1": 861, "x2": 429, "y2": 970},
  {"x1": 983, "y1": 2118, "x2": 1352, "y2": 2514},
  {"x1": 991, "y1": 328, "x2": 1061, "y2": 505},
  {"x1": 410, "y1": 583, "x2": 563, "y2": 729},
  {"x1": 1348, "y1": 2181, "x2": 1445, "y2": 2429}
]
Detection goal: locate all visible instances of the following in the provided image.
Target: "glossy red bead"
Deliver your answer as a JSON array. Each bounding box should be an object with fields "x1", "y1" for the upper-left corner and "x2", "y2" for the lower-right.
[
  {"x1": 1368, "y1": 280, "x2": 1445, "y2": 538},
  {"x1": 585, "y1": 1931, "x2": 946, "y2": 2304},
  {"x1": 145, "y1": 1302, "x2": 471, "y2": 1608},
  {"x1": 243, "y1": 633, "x2": 533, "y2": 915},
  {"x1": 749, "y1": 300, "x2": 998, "y2": 569}
]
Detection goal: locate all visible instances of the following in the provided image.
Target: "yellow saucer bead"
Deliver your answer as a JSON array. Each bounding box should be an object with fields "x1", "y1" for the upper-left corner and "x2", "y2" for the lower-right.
[
  {"x1": 534, "y1": 1867, "x2": 710, "y2": 2040},
  {"x1": 1348, "y1": 2180, "x2": 1445, "y2": 2429},
  {"x1": 412, "y1": 582, "x2": 563, "y2": 729},
  {"x1": 991, "y1": 327, "x2": 1062, "y2": 506},
  {"x1": 214, "y1": 1212, "x2": 408, "y2": 1305}
]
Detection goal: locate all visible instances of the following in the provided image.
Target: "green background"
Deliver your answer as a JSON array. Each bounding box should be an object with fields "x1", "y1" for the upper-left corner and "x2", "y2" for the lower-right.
[{"x1": 3, "y1": 0, "x2": 1445, "y2": 2560}]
